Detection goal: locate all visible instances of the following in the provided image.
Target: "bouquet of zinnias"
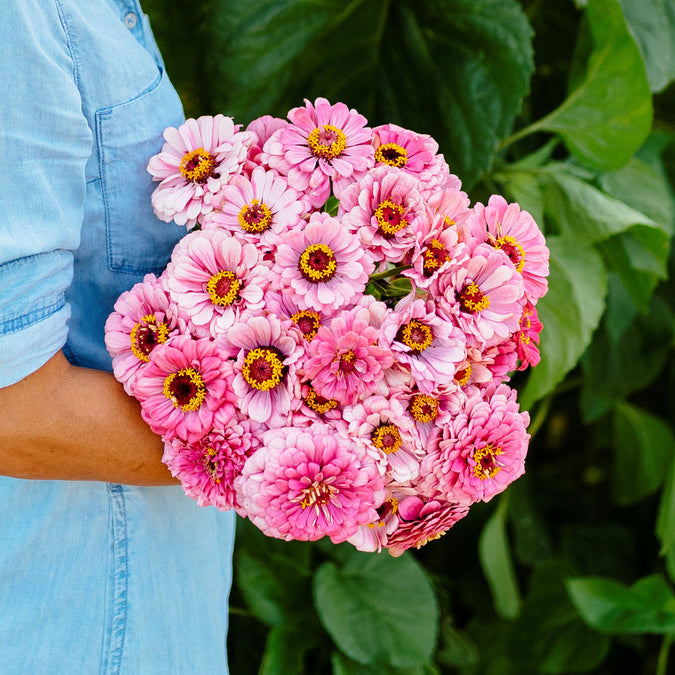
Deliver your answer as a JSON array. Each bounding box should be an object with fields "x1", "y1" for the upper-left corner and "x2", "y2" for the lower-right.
[{"x1": 105, "y1": 98, "x2": 548, "y2": 556}]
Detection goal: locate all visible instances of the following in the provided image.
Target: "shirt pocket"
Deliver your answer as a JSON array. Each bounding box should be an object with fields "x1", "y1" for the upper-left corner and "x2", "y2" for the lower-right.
[{"x1": 96, "y1": 66, "x2": 185, "y2": 275}]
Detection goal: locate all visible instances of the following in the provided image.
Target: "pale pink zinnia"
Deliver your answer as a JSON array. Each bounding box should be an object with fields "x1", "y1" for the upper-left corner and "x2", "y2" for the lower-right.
[
  {"x1": 381, "y1": 295, "x2": 466, "y2": 394},
  {"x1": 271, "y1": 211, "x2": 375, "y2": 313},
  {"x1": 164, "y1": 229, "x2": 269, "y2": 338},
  {"x1": 243, "y1": 115, "x2": 288, "y2": 174},
  {"x1": 372, "y1": 123, "x2": 451, "y2": 196},
  {"x1": 147, "y1": 115, "x2": 254, "y2": 228},
  {"x1": 339, "y1": 165, "x2": 425, "y2": 264},
  {"x1": 224, "y1": 313, "x2": 304, "y2": 426},
  {"x1": 131, "y1": 334, "x2": 236, "y2": 443},
  {"x1": 343, "y1": 394, "x2": 424, "y2": 484},
  {"x1": 418, "y1": 382, "x2": 530, "y2": 505},
  {"x1": 203, "y1": 166, "x2": 308, "y2": 249},
  {"x1": 386, "y1": 496, "x2": 470, "y2": 557},
  {"x1": 430, "y1": 243, "x2": 525, "y2": 347},
  {"x1": 262, "y1": 97, "x2": 375, "y2": 208},
  {"x1": 104, "y1": 273, "x2": 185, "y2": 395},
  {"x1": 234, "y1": 425, "x2": 386, "y2": 543},
  {"x1": 464, "y1": 195, "x2": 549, "y2": 302},
  {"x1": 302, "y1": 309, "x2": 395, "y2": 406},
  {"x1": 162, "y1": 418, "x2": 257, "y2": 510}
]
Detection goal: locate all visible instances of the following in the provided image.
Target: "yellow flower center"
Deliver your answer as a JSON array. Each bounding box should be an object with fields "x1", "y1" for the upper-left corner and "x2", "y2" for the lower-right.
[
  {"x1": 307, "y1": 124, "x2": 347, "y2": 160},
  {"x1": 408, "y1": 394, "x2": 439, "y2": 423},
  {"x1": 130, "y1": 314, "x2": 169, "y2": 362},
  {"x1": 299, "y1": 479, "x2": 339, "y2": 510},
  {"x1": 422, "y1": 239, "x2": 449, "y2": 276},
  {"x1": 206, "y1": 270, "x2": 241, "y2": 307},
  {"x1": 179, "y1": 147, "x2": 216, "y2": 183},
  {"x1": 299, "y1": 243, "x2": 337, "y2": 282},
  {"x1": 459, "y1": 282, "x2": 490, "y2": 314},
  {"x1": 371, "y1": 423, "x2": 402, "y2": 455},
  {"x1": 291, "y1": 309, "x2": 322, "y2": 341},
  {"x1": 375, "y1": 142, "x2": 408, "y2": 168},
  {"x1": 242, "y1": 347, "x2": 285, "y2": 391},
  {"x1": 397, "y1": 319, "x2": 433, "y2": 354},
  {"x1": 238, "y1": 199, "x2": 273, "y2": 233},
  {"x1": 202, "y1": 447, "x2": 221, "y2": 484},
  {"x1": 455, "y1": 364, "x2": 472, "y2": 387},
  {"x1": 163, "y1": 367, "x2": 207, "y2": 411},
  {"x1": 492, "y1": 234, "x2": 526, "y2": 273},
  {"x1": 374, "y1": 200, "x2": 408, "y2": 236},
  {"x1": 336, "y1": 350, "x2": 357, "y2": 376},
  {"x1": 472, "y1": 443, "x2": 503, "y2": 480},
  {"x1": 304, "y1": 386, "x2": 339, "y2": 414}
]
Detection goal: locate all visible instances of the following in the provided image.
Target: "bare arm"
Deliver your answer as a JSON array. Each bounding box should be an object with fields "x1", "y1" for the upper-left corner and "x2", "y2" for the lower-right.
[{"x1": 0, "y1": 351, "x2": 177, "y2": 486}]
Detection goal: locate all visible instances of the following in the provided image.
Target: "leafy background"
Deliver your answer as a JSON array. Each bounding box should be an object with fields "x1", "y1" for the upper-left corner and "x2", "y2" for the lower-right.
[{"x1": 143, "y1": 0, "x2": 675, "y2": 672}]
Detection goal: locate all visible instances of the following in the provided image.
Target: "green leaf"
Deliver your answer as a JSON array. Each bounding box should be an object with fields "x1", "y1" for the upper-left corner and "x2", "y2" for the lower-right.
[
  {"x1": 234, "y1": 518, "x2": 312, "y2": 626},
  {"x1": 611, "y1": 401, "x2": 675, "y2": 506},
  {"x1": 519, "y1": 236, "x2": 607, "y2": 408},
  {"x1": 657, "y1": 456, "x2": 675, "y2": 556},
  {"x1": 330, "y1": 651, "x2": 435, "y2": 675},
  {"x1": 210, "y1": 0, "x2": 534, "y2": 186},
  {"x1": 478, "y1": 495, "x2": 522, "y2": 620},
  {"x1": 533, "y1": 0, "x2": 652, "y2": 170},
  {"x1": 435, "y1": 619, "x2": 479, "y2": 667},
  {"x1": 313, "y1": 551, "x2": 438, "y2": 668},
  {"x1": 619, "y1": 0, "x2": 675, "y2": 93},
  {"x1": 259, "y1": 621, "x2": 320, "y2": 675},
  {"x1": 567, "y1": 574, "x2": 675, "y2": 634},
  {"x1": 580, "y1": 294, "x2": 675, "y2": 422}
]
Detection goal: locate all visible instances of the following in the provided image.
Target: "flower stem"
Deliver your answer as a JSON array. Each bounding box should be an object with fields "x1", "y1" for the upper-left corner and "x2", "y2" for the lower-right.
[
  {"x1": 369, "y1": 264, "x2": 411, "y2": 282},
  {"x1": 657, "y1": 635, "x2": 673, "y2": 675}
]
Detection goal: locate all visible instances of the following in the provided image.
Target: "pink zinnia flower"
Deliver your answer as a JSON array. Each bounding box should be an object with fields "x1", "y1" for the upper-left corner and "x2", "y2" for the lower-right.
[
  {"x1": 302, "y1": 309, "x2": 395, "y2": 406},
  {"x1": 515, "y1": 301, "x2": 543, "y2": 370},
  {"x1": 264, "y1": 289, "x2": 329, "y2": 344},
  {"x1": 243, "y1": 115, "x2": 288, "y2": 174},
  {"x1": 132, "y1": 334, "x2": 236, "y2": 443},
  {"x1": 147, "y1": 115, "x2": 254, "y2": 228},
  {"x1": 262, "y1": 97, "x2": 375, "y2": 208},
  {"x1": 162, "y1": 417, "x2": 257, "y2": 510},
  {"x1": 430, "y1": 243, "x2": 525, "y2": 347},
  {"x1": 372, "y1": 123, "x2": 450, "y2": 196},
  {"x1": 164, "y1": 229, "x2": 269, "y2": 338},
  {"x1": 271, "y1": 211, "x2": 375, "y2": 313},
  {"x1": 234, "y1": 425, "x2": 385, "y2": 543},
  {"x1": 381, "y1": 295, "x2": 466, "y2": 394},
  {"x1": 104, "y1": 273, "x2": 185, "y2": 395},
  {"x1": 203, "y1": 166, "x2": 308, "y2": 249},
  {"x1": 464, "y1": 195, "x2": 549, "y2": 302},
  {"x1": 386, "y1": 496, "x2": 470, "y2": 557},
  {"x1": 343, "y1": 394, "x2": 424, "y2": 484},
  {"x1": 347, "y1": 491, "x2": 405, "y2": 553},
  {"x1": 404, "y1": 386, "x2": 466, "y2": 445},
  {"x1": 418, "y1": 382, "x2": 530, "y2": 505},
  {"x1": 224, "y1": 313, "x2": 304, "y2": 426},
  {"x1": 339, "y1": 165, "x2": 425, "y2": 264}
]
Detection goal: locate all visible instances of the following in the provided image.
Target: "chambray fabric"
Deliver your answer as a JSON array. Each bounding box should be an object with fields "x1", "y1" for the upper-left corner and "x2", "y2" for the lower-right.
[{"x1": 0, "y1": 1, "x2": 234, "y2": 672}]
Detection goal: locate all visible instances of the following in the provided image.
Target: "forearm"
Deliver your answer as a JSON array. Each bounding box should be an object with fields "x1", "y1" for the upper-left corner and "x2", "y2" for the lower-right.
[{"x1": 0, "y1": 351, "x2": 176, "y2": 485}]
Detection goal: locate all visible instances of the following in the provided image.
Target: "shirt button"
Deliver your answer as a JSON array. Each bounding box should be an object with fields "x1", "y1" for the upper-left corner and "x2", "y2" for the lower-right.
[{"x1": 124, "y1": 12, "x2": 138, "y2": 29}]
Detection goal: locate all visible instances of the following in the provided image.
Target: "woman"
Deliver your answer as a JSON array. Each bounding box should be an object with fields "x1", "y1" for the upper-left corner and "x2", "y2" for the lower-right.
[{"x1": 0, "y1": 1, "x2": 234, "y2": 671}]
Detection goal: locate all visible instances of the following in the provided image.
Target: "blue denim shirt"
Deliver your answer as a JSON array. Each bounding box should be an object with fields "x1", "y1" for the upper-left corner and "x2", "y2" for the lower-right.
[{"x1": 0, "y1": 1, "x2": 234, "y2": 672}]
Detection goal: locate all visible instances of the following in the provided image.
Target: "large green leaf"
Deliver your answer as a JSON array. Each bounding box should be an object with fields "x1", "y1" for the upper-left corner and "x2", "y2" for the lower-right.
[
  {"x1": 532, "y1": 0, "x2": 652, "y2": 170},
  {"x1": 209, "y1": 0, "x2": 534, "y2": 186},
  {"x1": 611, "y1": 401, "x2": 675, "y2": 506},
  {"x1": 519, "y1": 236, "x2": 607, "y2": 409},
  {"x1": 313, "y1": 551, "x2": 438, "y2": 668},
  {"x1": 619, "y1": 0, "x2": 675, "y2": 93},
  {"x1": 478, "y1": 496, "x2": 521, "y2": 620},
  {"x1": 656, "y1": 456, "x2": 675, "y2": 557},
  {"x1": 567, "y1": 574, "x2": 675, "y2": 634}
]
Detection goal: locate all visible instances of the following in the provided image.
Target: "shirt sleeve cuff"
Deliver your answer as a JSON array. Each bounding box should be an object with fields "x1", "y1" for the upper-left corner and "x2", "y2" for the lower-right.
[{"x1": 0, "y1": 303, "x2": 71, "y2": 387}]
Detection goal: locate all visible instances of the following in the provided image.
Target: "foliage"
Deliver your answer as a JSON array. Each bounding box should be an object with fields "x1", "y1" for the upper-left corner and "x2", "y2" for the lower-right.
[{"x1": 143, "y1": 0, "x2": 675, "y2": 671}]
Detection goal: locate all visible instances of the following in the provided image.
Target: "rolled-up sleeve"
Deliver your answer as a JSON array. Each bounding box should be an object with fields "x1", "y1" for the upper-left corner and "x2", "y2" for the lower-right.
[{"x1": 0, "y1": 1, "x2": 93, "y2": 386}]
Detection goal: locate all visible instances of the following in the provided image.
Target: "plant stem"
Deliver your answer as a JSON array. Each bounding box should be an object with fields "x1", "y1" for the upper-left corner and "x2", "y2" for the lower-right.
[
  {"x1": 368, "y1": 264, "x2": 411, "y2": 281},
  {"x1": 657, "y1": 634, "x2": 673, "y2": 675}
]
